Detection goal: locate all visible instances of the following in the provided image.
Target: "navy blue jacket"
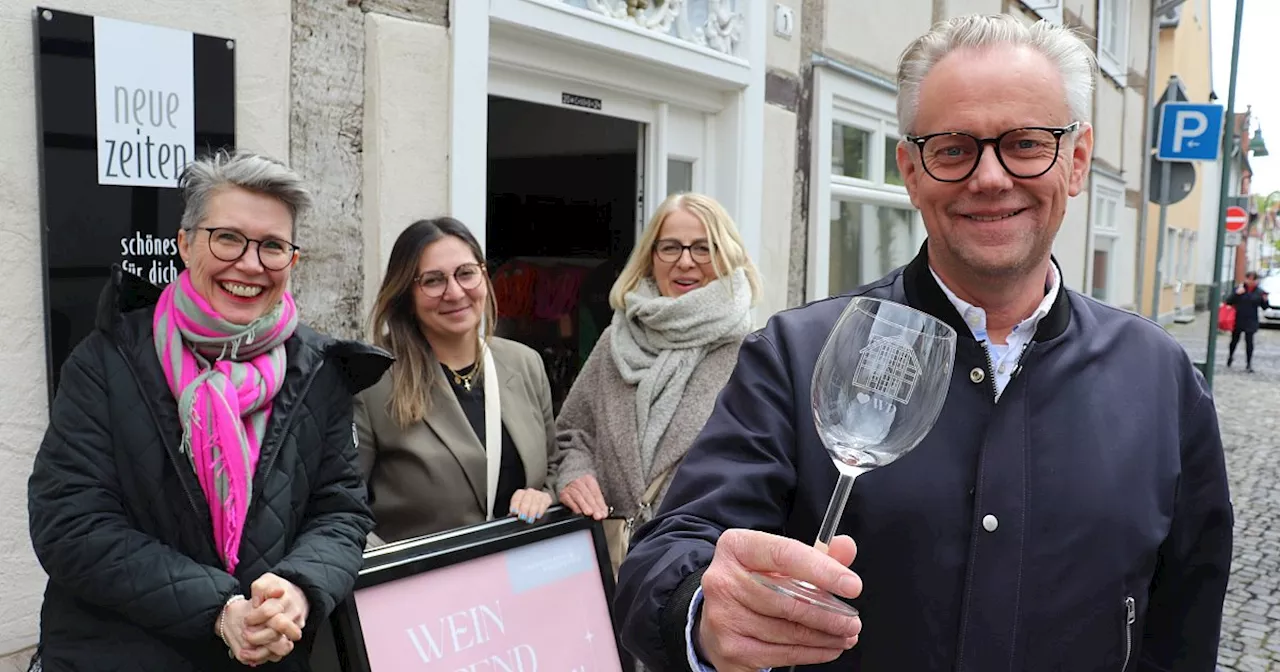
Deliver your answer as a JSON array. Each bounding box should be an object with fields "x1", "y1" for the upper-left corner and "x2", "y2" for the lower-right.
[{"x1": 615, "y1": 247, "x2": 1232, "y2": 672}]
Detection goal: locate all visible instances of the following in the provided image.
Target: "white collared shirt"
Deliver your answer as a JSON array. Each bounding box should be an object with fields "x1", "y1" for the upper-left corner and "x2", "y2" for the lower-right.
[{"x1": 929, "y1": 263, "x2": 1061, "y2": 401}]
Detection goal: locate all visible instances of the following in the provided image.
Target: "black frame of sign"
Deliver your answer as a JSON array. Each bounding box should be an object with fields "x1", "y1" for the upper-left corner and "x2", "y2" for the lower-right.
[
  {"x1": 32, "y1": 7, "x2": 235, "y2": 405},
  {"x1": 330, "y1": 506, "x2": 635, "y2": 672}
]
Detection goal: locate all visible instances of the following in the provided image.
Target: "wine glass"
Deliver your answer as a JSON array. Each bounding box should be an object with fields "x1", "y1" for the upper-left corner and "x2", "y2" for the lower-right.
[{"x1": 751, "y1": 296, "x2": 957, "y2": 617}]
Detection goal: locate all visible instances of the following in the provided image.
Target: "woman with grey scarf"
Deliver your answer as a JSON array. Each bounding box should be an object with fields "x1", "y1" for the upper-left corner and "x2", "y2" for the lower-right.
[{"x1": 553, "y1": 193, "x2": 761, "y2": 576}]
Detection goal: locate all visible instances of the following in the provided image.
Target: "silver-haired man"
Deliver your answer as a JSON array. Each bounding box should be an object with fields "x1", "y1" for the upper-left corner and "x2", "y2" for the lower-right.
[{"x1": 614, "y1": 14, "x2": 1231, "y2": 672}]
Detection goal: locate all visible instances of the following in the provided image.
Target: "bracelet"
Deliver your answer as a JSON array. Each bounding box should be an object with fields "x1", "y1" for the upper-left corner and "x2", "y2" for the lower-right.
[{"x1": 217, "y1": 594, "x2": 247, "y2": 654}]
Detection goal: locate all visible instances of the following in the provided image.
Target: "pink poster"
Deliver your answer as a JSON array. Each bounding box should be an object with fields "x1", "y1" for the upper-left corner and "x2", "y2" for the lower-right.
[{"x1": 353, "y1": 529, "x2": 624, "y2": 672}]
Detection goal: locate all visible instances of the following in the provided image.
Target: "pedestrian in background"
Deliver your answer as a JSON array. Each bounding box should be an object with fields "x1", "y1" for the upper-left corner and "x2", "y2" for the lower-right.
[{"x1": 1226, "y1": 271, "x2": 1269, "y2": 373}]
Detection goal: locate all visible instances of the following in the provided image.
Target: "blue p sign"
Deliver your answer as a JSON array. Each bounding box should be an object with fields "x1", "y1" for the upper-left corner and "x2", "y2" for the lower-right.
[
  {"x1": 1157, "y1": 102, "x2": 1225, "y2": 162},
  {"x1": 1171, "y1": 111, "x2": 1208, "y2": 152}
]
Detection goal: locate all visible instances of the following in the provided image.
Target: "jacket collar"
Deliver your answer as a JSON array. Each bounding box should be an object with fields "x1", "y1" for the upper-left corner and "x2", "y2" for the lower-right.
[
  {"x1": 96, "y1": 265, "x2": 163, "y2": 335},
  {"x1": 421, "y1": 342, "x2": 547, "y2": 516},
  {"x1": 901, "y1": 243, "x2": 1071, "y2": 343}
]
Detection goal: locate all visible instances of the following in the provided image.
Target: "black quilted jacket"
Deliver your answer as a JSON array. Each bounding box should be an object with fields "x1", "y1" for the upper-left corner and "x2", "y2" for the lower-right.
[{"x1": 27, "y1": 269, "x2": 392, "y2": 671}]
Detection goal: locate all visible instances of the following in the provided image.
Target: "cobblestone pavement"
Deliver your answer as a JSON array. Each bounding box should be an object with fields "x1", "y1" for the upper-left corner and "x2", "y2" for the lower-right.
[{"x1": 1163, "y1": 315, "x2": 1280, "y2": 672}]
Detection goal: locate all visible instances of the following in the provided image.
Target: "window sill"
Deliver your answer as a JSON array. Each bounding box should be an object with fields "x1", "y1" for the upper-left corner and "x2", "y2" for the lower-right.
[
  {"x1": 1098, "y1": 57, "x2": 1128, "y2": 89},
  {"x1": 1020, "y1": 2, "x2": 1064, "y2": 25}
]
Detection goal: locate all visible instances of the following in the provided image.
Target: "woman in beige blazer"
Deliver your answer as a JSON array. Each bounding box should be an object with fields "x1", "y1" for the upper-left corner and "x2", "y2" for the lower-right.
[{"x1": 355, "y1": 217, "x2": 556, "y2": 545}]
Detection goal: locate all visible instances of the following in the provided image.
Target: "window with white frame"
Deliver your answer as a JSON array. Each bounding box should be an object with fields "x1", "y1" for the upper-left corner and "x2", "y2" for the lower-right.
[
  {"x1": 1020, "y1": 0, "x2": 1063, "y2": 25},
  {"x1": 1173, "y1": 231, "x2": 1186, "y2": 282},
  {"x1": 1090, "y1": 171, "x2": 1124, "y2": 302},
  {"x1": 667, "y1": 158, "x2": 694, "y2": 194},
  {"x1": 1163, "y1": 227, "x2": 1177, "y2": 284},
  {"x1": 1177, "y1": 231, "x2": 1197, "y2": 281},
  {"x1": 1097, "y1": 0, "x2": 1131, "y2": 85},
  {"x1": 810, "y1": 70, "x2": 924, "y2": 299}
]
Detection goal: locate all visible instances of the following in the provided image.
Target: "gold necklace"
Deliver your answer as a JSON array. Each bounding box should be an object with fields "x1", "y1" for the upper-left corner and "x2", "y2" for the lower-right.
[{"x1": 444, "y1": 363, "x2": 478, "y2": 391}]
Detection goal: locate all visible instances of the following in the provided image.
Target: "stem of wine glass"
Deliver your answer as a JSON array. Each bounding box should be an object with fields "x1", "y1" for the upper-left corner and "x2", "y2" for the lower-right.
[{"x1": 814, "y1": 472, "x2": 856, "y2": 551}]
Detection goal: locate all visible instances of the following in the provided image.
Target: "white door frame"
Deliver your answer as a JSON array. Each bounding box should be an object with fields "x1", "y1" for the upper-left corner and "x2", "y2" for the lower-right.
[{"x1": 449, "y1": 0, "x2": 766, "y2": 267}]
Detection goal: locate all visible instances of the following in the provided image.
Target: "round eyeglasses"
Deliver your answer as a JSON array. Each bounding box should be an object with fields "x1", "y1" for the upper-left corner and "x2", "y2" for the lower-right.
[
  {"x1": 415, "y1": 263, "x2": 486, "y2": 298},
  {"x1": 653, "y1": 239, "x2": 713, "y2": 264},
  {"x1": 199, "y1": 227, "x2": 299, "y2": 271},
  {"x1": 904, "y1": 122, "x2": 1080, "y2": 183}
]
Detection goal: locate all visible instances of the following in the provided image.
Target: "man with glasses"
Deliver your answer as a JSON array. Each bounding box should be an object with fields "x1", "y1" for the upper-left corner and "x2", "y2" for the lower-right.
[{"x1": 614, "y1": 14, "x2": 1231, "y2": 672}]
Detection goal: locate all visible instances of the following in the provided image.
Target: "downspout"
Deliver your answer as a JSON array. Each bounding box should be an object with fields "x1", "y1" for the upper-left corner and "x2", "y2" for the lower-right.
[{"x1": 1134, "y1": 7, "x2": 1161, "y2": 316}]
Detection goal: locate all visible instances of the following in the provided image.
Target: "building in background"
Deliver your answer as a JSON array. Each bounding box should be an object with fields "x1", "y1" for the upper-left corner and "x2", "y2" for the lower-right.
[
  {"x1": 1139, "y1": 0, "x2": 1213, "y2": 323},
  {"x1": 1080, "y1": 0, "x2": 1149, "y2": 312},
  {"x1": 1225, "y1": 109, "x2": 1258, "y2": 284},
  {"x1": 1244, "y1": 126, "x2": 1275, "y2": 277},
  {"x1": 1252, "y1": 193, "x2": 1278, "y2": 276}
]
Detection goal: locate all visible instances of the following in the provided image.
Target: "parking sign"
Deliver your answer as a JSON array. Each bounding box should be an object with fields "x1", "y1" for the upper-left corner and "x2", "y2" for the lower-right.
[{"x1": 1157, "y1": 102, "x2": 1226, "y2": 161}]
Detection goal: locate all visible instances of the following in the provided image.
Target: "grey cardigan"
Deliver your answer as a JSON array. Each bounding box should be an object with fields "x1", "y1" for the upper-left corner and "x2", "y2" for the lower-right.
[{"x1": 552, "y1": 326, "x2": 741, "y2": 518}]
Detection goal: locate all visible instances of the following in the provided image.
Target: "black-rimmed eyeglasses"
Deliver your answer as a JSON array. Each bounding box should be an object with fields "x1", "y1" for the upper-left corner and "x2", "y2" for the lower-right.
[
  {"x1": 904, "y1": 122, "x2": 1080, "y2": 183},
  {"x1": 199, "y1": 227, "x2": 300, "y2": 271},
  {"x1": 415, "y1": 263, "x2": 486, "y2": 298},
  {"x1": 653, "y1": 239, "x2": 713, "y2": 264}
]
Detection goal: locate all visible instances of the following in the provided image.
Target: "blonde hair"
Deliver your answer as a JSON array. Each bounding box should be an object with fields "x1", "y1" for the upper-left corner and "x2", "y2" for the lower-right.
[
  {"x1": 369, "y1": 218, "x2": 498, "y2": 428},
  {"x1": 609, "y1": 192, "x2": 761, "y2": 310}
]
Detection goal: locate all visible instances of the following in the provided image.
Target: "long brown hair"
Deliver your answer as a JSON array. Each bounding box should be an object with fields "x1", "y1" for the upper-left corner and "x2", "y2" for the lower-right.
[{"x1": 369, "y1": 218, "x2": 498, "y2": 428}]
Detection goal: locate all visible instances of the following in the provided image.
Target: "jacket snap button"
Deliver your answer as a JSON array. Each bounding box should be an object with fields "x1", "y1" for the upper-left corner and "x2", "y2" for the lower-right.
[
  {"x1": 982, "y1": 514, "x2": 999, "y2": 532},
  {"x1": 969, "y1": 367, "x2": 986, "y2": 384}
]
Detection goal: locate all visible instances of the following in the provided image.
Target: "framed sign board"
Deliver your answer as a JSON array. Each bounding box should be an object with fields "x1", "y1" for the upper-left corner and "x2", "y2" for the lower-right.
[
  {"x1": 331, "y1": 508, "x2": 634, "y2": 672},
  {"x1": 32, "y1": 7, "x2": 235, "y2": 401}
]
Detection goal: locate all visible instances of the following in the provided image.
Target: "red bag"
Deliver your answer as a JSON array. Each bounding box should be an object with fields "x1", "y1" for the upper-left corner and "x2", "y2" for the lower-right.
[{"x1": 1217, "y1": 303, "x2": 1236, "y2": 332}]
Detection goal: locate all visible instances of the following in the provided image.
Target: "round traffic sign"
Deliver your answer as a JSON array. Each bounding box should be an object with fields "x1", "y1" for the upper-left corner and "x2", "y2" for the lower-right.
[{"x1": 1225, "y1": 205, "x2": 1248, "y2": 233}]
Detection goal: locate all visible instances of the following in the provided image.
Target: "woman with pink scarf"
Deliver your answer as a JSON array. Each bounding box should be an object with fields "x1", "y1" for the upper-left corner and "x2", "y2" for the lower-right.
[{"x1": 27, "y1": 151, "x2": 391, "y2": 671}]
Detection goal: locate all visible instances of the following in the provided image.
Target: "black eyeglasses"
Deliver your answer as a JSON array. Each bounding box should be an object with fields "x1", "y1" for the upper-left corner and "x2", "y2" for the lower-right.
[
  {"x1": 199, "y1": 227, "x2": 300, "y2": 271},
  {"x1": 904, "y1": 122, "x2": 1080, "y2": 183},
  {"x1": 653, "y1": 239, "x2": 713, "y2": 264},
  {"x1": 415, "y1": 263, "x2": 485, "y2": 298}
]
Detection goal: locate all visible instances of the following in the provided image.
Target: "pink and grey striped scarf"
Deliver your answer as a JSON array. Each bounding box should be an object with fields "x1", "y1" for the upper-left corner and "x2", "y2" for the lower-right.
[{"x1": 153, "y1": 270, "x2": 298, "y2": 573}]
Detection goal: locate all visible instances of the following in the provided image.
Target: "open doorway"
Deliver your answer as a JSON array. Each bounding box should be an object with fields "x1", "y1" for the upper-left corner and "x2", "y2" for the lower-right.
[{"x1": 485, "y1": 95, "x2": 642, "y2": 411}]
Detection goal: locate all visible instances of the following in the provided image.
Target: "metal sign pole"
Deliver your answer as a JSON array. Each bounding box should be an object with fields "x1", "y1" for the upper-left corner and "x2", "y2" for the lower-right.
[{"x1": 1204, "y1": 0, "x2": 1246, "y2": 391}]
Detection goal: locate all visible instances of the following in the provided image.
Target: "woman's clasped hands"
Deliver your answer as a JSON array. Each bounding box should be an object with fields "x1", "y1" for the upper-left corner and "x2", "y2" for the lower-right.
[{"x1": 217, "y1": 573, "x2": 311, "y2": 667}]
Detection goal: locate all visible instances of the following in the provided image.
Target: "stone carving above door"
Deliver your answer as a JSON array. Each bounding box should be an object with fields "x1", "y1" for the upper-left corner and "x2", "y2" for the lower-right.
[{"x1": 565, "y1": 0, "x2": 744, "y2": 56}]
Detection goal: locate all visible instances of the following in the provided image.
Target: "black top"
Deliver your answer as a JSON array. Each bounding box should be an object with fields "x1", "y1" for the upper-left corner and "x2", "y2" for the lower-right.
[
  {"x1": 1225, "y1": 284, "x2": 1270, "y2": 333},
  {"x1": 443, "y1": 363, "x2": 526, "y2": 514}
]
